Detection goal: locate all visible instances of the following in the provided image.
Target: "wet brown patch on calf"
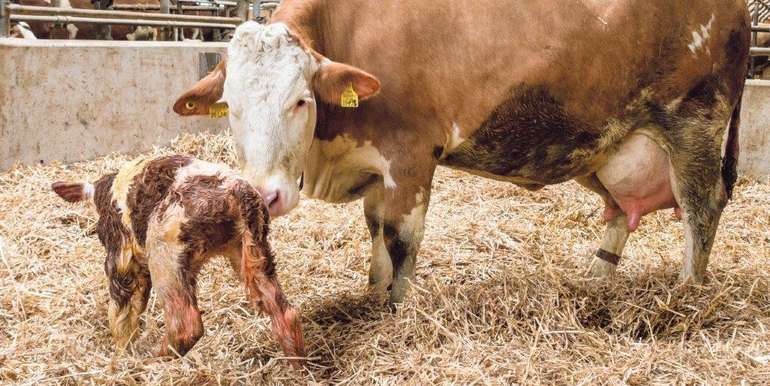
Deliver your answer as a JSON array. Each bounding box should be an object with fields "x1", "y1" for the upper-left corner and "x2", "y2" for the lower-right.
[
  {"x1": 92, "y1": 173, "x2": 134, "y2": 308},
  {"x1": 443, "y1": 84, "x2": 599, "y2": 184},
  {"x1": 173, "y1": 174, "x2": 237, "y2": 284},
  {"x1": 127, "y1": 155, "x2": 192, "y2": 248}
]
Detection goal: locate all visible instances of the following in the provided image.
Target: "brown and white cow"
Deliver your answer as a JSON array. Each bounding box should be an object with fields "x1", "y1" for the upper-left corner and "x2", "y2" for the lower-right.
[
  {"x1": 52, "y1": 155, "x2": 304, "y2": 365},
  {"x1": 16, "y1": 0, "x2": 159, "y2": 40},
  {"x1": 174, "y1": 0, "x2": 751, "y2": 305}
]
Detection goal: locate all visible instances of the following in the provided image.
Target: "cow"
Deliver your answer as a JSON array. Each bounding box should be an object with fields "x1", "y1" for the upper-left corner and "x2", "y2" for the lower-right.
[
  {"x1": 52, "y1": 155, "x2": 305, "y2": 366},
  {"x1": 15, "y1": 0, "x2": 160, "y2": 40},
  {"x1": 10, "y1": 22, "x2": 37, "y2": 39},
  {"x1": 173, "y1": 0, "x2": 751, "y2": 305}
]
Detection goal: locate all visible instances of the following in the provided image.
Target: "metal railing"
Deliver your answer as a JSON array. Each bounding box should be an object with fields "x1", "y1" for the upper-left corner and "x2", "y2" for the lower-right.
[
  {"x1": 750, "y1": 0, "x2": 770, "y2": 77},
  {"x1": 0, "y1": 0, "x2": 281, "y2": 38}
]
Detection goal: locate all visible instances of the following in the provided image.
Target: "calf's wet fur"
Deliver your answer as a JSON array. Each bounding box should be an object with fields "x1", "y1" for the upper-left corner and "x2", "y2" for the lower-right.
[{"x1": 52, "y1": 155, "x2": 305, "y2": 367}]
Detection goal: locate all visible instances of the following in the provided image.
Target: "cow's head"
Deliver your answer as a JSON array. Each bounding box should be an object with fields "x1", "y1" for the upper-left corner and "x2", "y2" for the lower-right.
[{"x1": 174, "y1": 22, "x2": 380, "y2": 216}]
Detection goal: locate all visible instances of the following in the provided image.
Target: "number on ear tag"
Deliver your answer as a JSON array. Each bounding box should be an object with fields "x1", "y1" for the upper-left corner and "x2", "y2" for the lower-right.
[
  {"x1": 340, "y1": 84, "x2": 359, "y2": 108},
  {"x1": 208, "y1": 102, "x2": 229, "y2": 118}
]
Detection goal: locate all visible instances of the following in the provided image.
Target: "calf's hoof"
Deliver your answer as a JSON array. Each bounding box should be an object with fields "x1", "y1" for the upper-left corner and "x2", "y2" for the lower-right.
[{"x1": 158, "y1": 325, "x2": 204, "y2": 357}]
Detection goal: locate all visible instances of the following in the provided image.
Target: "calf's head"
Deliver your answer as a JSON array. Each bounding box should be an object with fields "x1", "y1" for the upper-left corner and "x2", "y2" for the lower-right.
[{"x1": 174, "y1": 21, "x2": 380, "y2": 216}]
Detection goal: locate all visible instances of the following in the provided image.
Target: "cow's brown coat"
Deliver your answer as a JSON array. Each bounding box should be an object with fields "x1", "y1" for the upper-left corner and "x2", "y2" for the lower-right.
[{"x1": 174, "y1": 0, "x2": 751, "y2": 303}]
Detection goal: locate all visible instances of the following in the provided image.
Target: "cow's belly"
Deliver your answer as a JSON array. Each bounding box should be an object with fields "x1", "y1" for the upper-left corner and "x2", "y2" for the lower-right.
[{"x1": 596, "y1": 133, "x2": 678, "y2": 230}]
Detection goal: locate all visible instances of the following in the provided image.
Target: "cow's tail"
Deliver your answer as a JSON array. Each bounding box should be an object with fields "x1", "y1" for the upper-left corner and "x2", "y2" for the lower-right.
[{"x1": 722, "y1": 93, "x2": 742, "y2": 200}]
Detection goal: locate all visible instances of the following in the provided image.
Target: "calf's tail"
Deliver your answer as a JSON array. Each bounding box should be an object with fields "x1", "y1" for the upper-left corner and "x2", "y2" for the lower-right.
[{"x1": 52, "y1": 181, "x2": 95, "y2": 203}]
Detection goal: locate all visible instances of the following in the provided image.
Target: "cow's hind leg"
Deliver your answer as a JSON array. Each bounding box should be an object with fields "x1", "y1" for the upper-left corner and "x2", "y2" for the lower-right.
[
  {"x1": 576, "y1": 175, "x2": 630, "y2": 278},
  {"x1": 660, "y1": 99, "x2": 734, "y2": 284}
]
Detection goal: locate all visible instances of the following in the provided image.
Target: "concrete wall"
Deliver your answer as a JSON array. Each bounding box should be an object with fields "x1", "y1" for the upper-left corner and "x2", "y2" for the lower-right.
[
  {"x1": 739, "y1": 80, "x2": 770, "y2": 179},
  {"x1": 0, "y1": 38, "x2": 228, "y2": 170},
  {"x1": 0, "y1": 39, "x2": 768, "y2": 179}
]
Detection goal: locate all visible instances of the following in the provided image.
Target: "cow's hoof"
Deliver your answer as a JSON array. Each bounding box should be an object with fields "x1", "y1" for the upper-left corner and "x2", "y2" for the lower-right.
[
  {"x1": 587, "y1": 257, "x2": 617, "y2": 278},
  {"x1": 367, "y1": 278, "x2": 392, "y2": 295},
  {"x1": 679, "y1": 270, "x2": 706, "y2": 285}
]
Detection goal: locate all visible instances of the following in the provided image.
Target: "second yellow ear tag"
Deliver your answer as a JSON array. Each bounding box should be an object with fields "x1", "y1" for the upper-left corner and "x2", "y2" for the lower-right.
[
  {"x1": 208, "y1": 102, "x2": 229, "y2": 118},
  {"x1": 340, "y1": 84, "x2": 359, "y2": 108}
]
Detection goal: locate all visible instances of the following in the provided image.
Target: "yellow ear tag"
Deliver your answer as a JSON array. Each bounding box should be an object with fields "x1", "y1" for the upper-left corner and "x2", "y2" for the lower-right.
[
  {"x1": 340, "y1": 84, "x2": 359, "y2": 108},
  {"x1": 208, "y1": 102, "x2": 229, "y2": 118}
]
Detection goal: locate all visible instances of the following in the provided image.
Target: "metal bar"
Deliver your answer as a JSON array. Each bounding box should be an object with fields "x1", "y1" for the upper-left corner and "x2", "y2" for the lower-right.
[
  {"x1": 0, "y1": 0, "x2": 9, "y2": 38},
  {"x1": 251, "y1": 0, "x2": 260, "y2": 21},
  {"x1": 177, "y1": 0, "x2": 237, "y2": 6},
  {"x1": 750, "y1": 47, "x2": 770, "y2": 56},
  {"x1": 237, "y1": 0, "x2": 248, "y2": 22},
  {"x1": 7, "y1": 5, "x2": 241, "y2": 24},
  {"x1": 174, "y1": 0, "x2": 182, "y2": 41},
  {"x1": 752, "y1": 1, "x2": 761, "y2": 77},
  {"x1": 11, "y1": 14, "x2": 237, "y2": 29},
  {"x1": 159, "y1": 0, "x2": 170, "y2": 41},
  {"x1": 112, "y1": 5, "x2": 220, "y2": 12}
]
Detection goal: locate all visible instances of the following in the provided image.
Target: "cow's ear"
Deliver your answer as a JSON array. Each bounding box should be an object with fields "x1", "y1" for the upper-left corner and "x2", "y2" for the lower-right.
[
  {"x1": 313, "y1": 61, "x2": 380, "y2": 106},
  {"x1": 173, "y1": 58, "x2": 227, "y2": 116}
]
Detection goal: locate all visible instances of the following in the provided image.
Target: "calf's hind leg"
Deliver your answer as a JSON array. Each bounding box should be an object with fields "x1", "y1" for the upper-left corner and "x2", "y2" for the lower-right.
[{"x1": 106, "y1": 255, "x2": 151, "y2": 349}]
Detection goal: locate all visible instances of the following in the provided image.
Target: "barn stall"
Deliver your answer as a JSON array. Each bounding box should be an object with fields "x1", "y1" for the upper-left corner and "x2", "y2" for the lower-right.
[{"x1": 1, "y1": 1, "x2": 770, "y2": 384}]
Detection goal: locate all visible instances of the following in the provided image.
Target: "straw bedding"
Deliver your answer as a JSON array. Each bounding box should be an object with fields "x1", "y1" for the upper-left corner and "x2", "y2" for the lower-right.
[{"x1": 1, "y1": 132, "x2": 769, "y2": 385}]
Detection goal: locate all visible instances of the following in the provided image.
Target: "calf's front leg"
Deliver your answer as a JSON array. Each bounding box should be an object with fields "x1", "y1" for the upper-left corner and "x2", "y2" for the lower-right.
[
  {"x1": 240, "y1": 228, "x2": 305, "y2": 367},
  {"x1": 147, "y1": 242, "x2": 204, "y2": 357}
]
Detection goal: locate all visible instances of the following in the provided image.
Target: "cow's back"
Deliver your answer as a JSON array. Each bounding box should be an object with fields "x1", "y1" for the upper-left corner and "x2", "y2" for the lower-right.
[{"x1": 308, "y1": 0, "x2": 749, "y2": 184}]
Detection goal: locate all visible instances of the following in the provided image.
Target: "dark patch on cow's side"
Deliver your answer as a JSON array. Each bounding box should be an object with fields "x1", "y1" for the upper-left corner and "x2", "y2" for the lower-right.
[
  {"x1": 347, "y1": 174, "x2": 379, "y2": 197},
  {"x1": 441, "y1": 84, "x2": 599, "y2": 184},
  {"x1": 432, "y1": 146, "x2": 444, "y2": 160},
  {"x1": 725, "y1": 30, "x2": 748, "y2": 68},
  {"x1": 127, "y1": 156, "x2": 192, "y2": 248},
  {"x1": 678, "y1": 74, "x2": 721, "y2": 115}
]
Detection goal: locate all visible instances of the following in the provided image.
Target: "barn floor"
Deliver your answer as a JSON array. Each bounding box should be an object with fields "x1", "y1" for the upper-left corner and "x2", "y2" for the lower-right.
[{"x1": 1, "y1": 132, "x2": 769, "y2": 385}]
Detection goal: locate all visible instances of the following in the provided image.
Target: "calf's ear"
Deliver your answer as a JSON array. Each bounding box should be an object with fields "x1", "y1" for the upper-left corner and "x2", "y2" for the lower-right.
[
  {"x1": 312, "y1": 61, "x2": 381, "y2": 106},
  {"x1": 173, "y1": 58, "x2": 227, "y2": 116}
]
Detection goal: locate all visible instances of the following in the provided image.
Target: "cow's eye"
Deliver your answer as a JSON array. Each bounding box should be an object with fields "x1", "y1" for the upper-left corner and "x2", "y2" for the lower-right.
[
  {"x1": 296, "y1": 100, "x2": 306, "y2": 108},
  {"x1": 185, "y1": 101, "x2": 196, "y2": 110}
]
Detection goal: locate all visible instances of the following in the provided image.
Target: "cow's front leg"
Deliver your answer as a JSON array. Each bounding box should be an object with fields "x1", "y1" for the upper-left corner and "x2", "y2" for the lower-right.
[
  {"x1": 363, "y1": 185, "x2": 393, "y2": 292},
  {"x1": 381, "y1": 164, "x2": 435, "y2": 305}
]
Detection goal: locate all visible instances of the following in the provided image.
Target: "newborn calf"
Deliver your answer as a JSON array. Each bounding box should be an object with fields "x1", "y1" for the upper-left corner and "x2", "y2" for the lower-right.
[{"x1": 52, "y1": 155, "x2": 304, "y2": 365}]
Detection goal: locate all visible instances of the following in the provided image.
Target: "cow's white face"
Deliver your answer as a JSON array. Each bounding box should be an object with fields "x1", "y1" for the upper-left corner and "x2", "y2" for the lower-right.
[{"x1": 221, "y1": 22, "x2": 319, "y2": 216}]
